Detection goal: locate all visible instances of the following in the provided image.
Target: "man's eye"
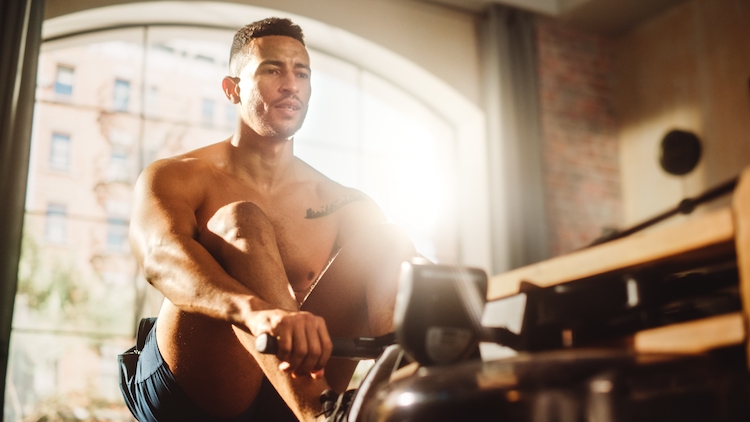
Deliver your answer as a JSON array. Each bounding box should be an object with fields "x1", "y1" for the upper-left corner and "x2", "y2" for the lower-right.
[{"x1": 297, "y1": 72, "x2": 310, "y2": 79}]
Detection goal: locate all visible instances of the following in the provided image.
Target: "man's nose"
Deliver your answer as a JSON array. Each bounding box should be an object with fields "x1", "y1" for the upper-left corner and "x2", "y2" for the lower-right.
[{"x1": 279, "y1": 71, "x2": 300, "y2": 94}]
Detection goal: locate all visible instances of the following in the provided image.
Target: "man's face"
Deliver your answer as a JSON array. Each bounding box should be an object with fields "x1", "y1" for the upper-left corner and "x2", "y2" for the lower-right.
[{"x1": 236, "y1": 36, "x2": 311, "y2": 139}]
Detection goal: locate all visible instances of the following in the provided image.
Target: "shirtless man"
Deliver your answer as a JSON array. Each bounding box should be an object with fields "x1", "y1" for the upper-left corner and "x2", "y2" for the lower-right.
[{"x1": 121, "y1": 18, "x2": 417, "y2": 421}]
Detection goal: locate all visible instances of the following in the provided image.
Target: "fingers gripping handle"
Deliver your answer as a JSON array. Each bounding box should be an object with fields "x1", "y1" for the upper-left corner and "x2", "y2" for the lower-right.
[{"x1": 255, "y1": 332, "x2": 395, "y2": 360}]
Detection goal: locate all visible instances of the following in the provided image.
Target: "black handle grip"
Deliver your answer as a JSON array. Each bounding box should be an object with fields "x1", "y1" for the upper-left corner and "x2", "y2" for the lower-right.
[
  {"x1": 256, "y1": 333, "x2": 279, "y2": 354},
  {"x1": 255, "y1": 332, "x2": 395, "y2": 360}
]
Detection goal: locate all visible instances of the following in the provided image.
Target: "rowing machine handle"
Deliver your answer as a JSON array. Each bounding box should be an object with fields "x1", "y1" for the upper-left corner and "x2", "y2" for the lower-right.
[{"x1": 255, "y1": 332, "x2": 395, "y2": 360}]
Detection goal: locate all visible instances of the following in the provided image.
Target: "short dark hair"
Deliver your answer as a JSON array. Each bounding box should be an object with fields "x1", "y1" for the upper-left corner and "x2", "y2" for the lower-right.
[{"x1": 229, "y1": 18, "x2": 305, "y2": 76}]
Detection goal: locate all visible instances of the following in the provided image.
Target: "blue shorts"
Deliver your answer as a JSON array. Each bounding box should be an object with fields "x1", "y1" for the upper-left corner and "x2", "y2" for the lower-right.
[{"x1": 119, "y1": 322, "x2": 298, "y2": 422}]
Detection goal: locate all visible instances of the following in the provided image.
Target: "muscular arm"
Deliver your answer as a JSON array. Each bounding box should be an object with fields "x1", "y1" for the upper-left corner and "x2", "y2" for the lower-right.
[
  {"x1": 131, "y1": 158, "x2": 333, "y2": 384},
  {"x1": 132, "y1": 158, "x2": 336, "y2": 420},
  {"x1": 129, "y1": 158, "x2": 270, "y2": 326}
]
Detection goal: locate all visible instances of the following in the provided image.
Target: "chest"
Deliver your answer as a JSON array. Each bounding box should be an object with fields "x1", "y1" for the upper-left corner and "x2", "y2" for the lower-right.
[{"x1": 195, "y1": 177, "x2": 339, "y2": 293}]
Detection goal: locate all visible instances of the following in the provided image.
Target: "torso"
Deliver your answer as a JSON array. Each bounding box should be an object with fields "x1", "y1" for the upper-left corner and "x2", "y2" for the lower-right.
[
  {"x1": 187, "y1": 143, "x2": 356, "y2": 296},
  {"x1": 190, "y1": 142, "x2": 345, "y2": 296},
  {"x1": 146, "y1": 140, "x2": 387, "y2": 414}
]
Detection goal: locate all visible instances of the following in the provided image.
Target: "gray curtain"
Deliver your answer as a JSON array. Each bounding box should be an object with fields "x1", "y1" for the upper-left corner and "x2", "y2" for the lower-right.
[
  {"x1": 481, "y1": 4, "x2": 549, "y2": 274},
  {"x1": 0, "y1": 0, "x2": 45, "y2": 414}
]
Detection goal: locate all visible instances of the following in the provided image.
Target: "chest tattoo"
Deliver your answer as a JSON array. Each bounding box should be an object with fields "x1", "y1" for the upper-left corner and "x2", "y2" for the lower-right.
[{"x1": 305, "y1": 193, "x2": 366, "y2": 219}]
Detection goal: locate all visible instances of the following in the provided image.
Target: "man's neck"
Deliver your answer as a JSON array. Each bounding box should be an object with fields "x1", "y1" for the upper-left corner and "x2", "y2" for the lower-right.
[{"x1": 227, "y1": 129, "x2": 298, "y2": 192}]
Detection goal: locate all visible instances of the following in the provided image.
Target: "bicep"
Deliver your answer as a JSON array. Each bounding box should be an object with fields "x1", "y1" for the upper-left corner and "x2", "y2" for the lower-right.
[{"x1": 129, "y1": 162, "x2": 202, "y2": 260}]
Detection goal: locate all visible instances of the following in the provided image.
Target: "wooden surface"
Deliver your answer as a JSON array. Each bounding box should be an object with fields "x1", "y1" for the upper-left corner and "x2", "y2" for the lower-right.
[
  {"x1": 488, "y1": 166, "x2": 750, "y2": 359},
  {"x1": 488, "y1": 207, "x2": 735, "y2": 300},
  {"x1": 633, "y1": 312, "x2": 744, "y2": 354}
]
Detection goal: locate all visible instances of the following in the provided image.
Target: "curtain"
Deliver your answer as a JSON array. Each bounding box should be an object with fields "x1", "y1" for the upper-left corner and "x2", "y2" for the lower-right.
[
  {"x1": 481, "y1": 4, "x2": 549, "y2": 273},
  {"x1": 0, "y1": 0, "x2": 45, "y2": 412}
]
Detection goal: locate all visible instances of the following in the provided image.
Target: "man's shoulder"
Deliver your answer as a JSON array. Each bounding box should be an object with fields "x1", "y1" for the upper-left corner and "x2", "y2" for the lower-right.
[
  {"x1": 293, "y1": 158, "x2": 384, "y2": 223},
  {"x1": 295, "y1": 159, "x2": 363, "y2": 201},
  {"x1": 142, "y1": 144, "x2": 221, "y2": 180},
  {"x1": 135, "y1": 146, "x2": 223, "y2": 204}
]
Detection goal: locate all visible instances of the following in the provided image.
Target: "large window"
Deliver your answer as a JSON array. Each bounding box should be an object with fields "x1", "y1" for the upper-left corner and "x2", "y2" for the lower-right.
[{"x1": 8, "y1": 23, "x2": 461, "y2": 420}]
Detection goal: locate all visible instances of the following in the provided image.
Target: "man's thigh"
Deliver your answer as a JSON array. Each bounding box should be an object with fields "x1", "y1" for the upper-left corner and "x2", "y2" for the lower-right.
[{"x1": 125, "y1": 321, "x2": 296, "y2": 422}]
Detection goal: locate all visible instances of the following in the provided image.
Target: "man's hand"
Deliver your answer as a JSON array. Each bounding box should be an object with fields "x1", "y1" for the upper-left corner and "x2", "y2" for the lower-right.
[{"x1": 249, "y1": 309, "x2": 332, "y2": 378}]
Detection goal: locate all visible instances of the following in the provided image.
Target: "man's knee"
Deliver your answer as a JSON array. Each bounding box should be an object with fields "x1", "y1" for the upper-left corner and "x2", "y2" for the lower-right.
[
  {"x1": 206, "y1": 201, "x2": 273, "y2": 238},
  {"x1": 202, "y1": 201, "x2": 275, "y2": 246}
]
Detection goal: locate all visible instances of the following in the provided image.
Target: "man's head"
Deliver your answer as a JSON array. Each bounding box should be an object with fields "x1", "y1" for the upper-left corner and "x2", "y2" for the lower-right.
[
  {"x1": 229, "y1": 18, "x2": 305, "y2": 78},
  {"x1": 223, "y1": 18, "x2": 311, "y2": 140}
]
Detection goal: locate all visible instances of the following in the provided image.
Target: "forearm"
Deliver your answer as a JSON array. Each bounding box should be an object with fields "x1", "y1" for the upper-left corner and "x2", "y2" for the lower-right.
[{"x1": 138, "y1": 233, "x2": 271, "y2": 328}]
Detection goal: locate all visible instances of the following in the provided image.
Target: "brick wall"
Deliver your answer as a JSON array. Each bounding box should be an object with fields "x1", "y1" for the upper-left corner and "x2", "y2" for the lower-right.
[{"x1": 535, "y1": 17, "x2": 622, "y2": 256}]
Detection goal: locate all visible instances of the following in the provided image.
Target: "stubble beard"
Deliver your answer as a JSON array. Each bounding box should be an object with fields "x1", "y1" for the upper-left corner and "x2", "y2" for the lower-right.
[{"x1": 246, "y1": 93, "x2": 307, "y2": 140}]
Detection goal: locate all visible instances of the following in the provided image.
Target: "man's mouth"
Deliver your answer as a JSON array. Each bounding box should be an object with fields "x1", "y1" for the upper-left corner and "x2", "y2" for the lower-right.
[{"x1": 275, "y1": 101, "x2": 301, "y2": 111}]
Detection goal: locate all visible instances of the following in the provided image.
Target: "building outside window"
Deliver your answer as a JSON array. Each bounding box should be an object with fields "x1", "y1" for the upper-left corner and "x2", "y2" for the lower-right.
[
  {"x1": 45, "y1": 203, "x2": 67, "y2": 244},
  {"x1": 113, "y1": 79, "x2": 130, "y2": 112},
  {"x1": 54, "y1": 65, "x2": 74, "y2": 95},
  {"x1": 49, "y1": 132, "x2": 71, "y2": 171}
]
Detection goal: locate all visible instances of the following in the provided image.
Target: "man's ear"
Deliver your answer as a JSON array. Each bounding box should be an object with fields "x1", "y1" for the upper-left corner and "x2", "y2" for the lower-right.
[{"x1": 222, "y1": 76, "x2": 241, "y2": 104}]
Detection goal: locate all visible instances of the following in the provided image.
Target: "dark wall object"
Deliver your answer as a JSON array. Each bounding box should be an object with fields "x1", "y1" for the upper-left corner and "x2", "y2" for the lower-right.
[
  {"x1": 660, "y1": 129, "x2": 702, "y2": 176},
  {"x1": 0, "y1": 0, "x2": 45, "y2": 416}
]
